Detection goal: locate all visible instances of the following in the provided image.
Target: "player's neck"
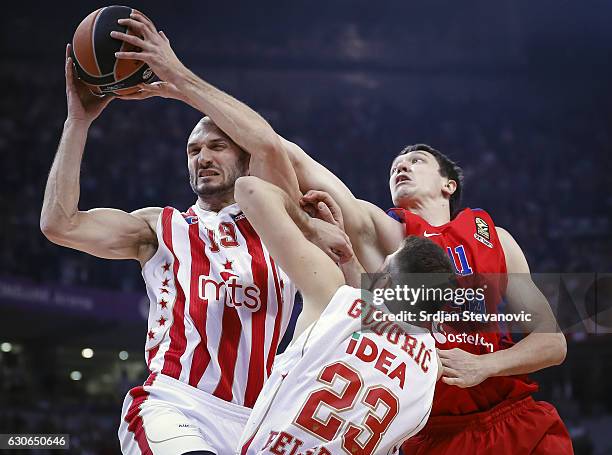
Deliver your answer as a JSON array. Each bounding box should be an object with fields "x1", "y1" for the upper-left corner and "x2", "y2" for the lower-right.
[
  {"x1": 405, "y1": 200, "x2": 451, "y2": 226},
  {"x1": 196, "y1": 192, "x2": 236, "y2": 213}
]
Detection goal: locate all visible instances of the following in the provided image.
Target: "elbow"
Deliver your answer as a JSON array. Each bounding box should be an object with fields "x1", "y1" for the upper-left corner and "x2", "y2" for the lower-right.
[
  {"x1": 553, "y1": 333, "x2": 567, "y2": 366},
  {"x1": 255, "y1": 132, "x2": 285, "y2": 159},
  {"x1": 39, "y1": 210, "x2": 72, "y2": 244},
  {"x1": 40, "y1": 216, "x2": 63, "y2": 243},
  {"x1": 543, "y1": 332, "x2": 567, "y2": 367},
  {"x1": 234, "y1": 176, "x2": 262, "y2": 206},
  {"x1": 40, "y1": 211, "x2": 57, "y2": 238}
]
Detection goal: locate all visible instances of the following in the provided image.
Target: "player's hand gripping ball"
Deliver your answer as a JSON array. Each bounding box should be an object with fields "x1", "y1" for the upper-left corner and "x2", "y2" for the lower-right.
[{"x1": 71, "y1": 5, "x2": 156, "y2": 95}]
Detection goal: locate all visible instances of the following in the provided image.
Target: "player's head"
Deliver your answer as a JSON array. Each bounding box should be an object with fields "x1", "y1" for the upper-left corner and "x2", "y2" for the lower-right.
[
  {"x1": 371, "y1": 235, "x2": 455, "y2": 316},
  {"x1": 389, "y1": 144, "x2": 463, "y2": 218},
  {"x1": 187, "y1": 117, "x2": 250, "y2": 198}
]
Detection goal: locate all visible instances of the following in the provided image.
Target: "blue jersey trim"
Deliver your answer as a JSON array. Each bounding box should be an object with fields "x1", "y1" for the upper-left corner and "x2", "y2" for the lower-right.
[{"x1": 386, "y1": 209, "x2": 403, "y2": 222}]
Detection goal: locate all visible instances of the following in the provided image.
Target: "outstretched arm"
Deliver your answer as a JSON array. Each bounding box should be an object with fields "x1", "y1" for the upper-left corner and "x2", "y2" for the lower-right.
[
  {"x1": 283, "y1": 138, "x2": 405, "y2": 272},
  {"x1": 40, "y1": 44, "x2": 159, "y2": 264},
  {"x1": 111, "y1": 13, "x2": 299, "y2": 201},
  {"x1": 439, "y1": 227, "x2": 567, "y2": 388},
  {"x1": 235, "y1": 176, "x2": 345, "y2": 336}
]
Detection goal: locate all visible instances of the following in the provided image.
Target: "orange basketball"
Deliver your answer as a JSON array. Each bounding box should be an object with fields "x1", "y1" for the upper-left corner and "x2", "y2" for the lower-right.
[{"x1": 71, "y1": 5, "x2": 155, "y2": 95}]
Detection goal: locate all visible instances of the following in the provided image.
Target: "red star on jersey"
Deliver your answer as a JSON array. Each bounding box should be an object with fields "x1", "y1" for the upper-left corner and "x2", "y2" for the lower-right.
[
  {"x1": 148, "y1": 330, "x2": 155, "y2": 340},
  {"x1": 160, "y1": 288, "x2": 169, "y2": 294},
  {"x1": 162, "y1": 262, "x2": 171, "y2": 272},
  {"x1": 161, "y1": 278, "x2": 170, "y2": 287},
  {"x1": 223, "y1": 259, "x2": 233, "y2": 270},
  {"x1": 157, "y1": 316, "x2": 167, "y2": 326},
  {"x1": 159, "y1": 299, "x2": 168, "y2": 309}
]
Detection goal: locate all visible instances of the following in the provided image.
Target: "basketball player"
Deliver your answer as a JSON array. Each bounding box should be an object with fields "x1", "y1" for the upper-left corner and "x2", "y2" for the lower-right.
[
  {"x1": 285, "y1": 144, "x2": 573, "y2": 454},
  {"x1": 105, "y1": 12, "x2": 571, "y2": 452},
  {"x1": 40, "y1": 40, "x2": 349, "y2": 455},
  {"x1": 233, "y1": 175, "x2": 452, "y2": 454}
]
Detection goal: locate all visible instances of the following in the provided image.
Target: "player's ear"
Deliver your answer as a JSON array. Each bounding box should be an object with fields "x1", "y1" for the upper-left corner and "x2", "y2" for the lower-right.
[{"x1": 441, "y1": 179, "x2": 457, "y2": 198}]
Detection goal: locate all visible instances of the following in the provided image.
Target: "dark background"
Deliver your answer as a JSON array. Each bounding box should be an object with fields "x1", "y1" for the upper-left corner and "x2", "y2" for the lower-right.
[{"x1": 1, "y1": 1, "x2": 611, "y2": 453}]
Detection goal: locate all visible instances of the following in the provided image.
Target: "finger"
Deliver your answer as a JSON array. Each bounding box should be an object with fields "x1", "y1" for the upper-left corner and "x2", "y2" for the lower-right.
[
  {"x1": 441, "y1": 377, "x2": 464, "y2": 387},
  {"x1": 316, "y1": 202, "x2": 337, "y2": 225},
  {"x1": 66, "y1": 42, "x2": 71, "y2": 59},
  {"x1": 65, "y1": 56, "x2": 76, "y2": 86},
  {"x1": 110, "y1": 31, "x2": 147, "y2": 49},
  {"x1": 336, "y1": 248, "x2": 354, "y2": 264},
  {"x1": 65, "y1": 53, "x2": 70, "y2": 75},
  {"x1": 328, "y1": 205, "x2": 344, "y2": 227},
  {"x1": 159, "y1": 30, "x2": 169, "y2": 42},
  {"x1": 117, "y1": 18, "x2": 148, "y2": 36},
  {"x1": 130, "y1": 82, "x2": 159, "y2": 93},
  {"x1": 436, "y1": 349, "x2": 454, "y2": 358},
  {"x1": 115, "y1": 51, "x2": 146, "y2": 60},
  {"x1": 130, "y1": 11, "x2": 157, "y2": 33},
  {"x1": 116, "y1": 91, "x2": 153, "y2": 100},
  {"x1": 441, "y1": 367, "x2": 460, "y2": 378},
  {"x1": 327, "y1": 249, "x2": 341, "y2": 263},
  {"x1": 299, "y1": 200, "x2": 317, "y2": 217},
  {"x1": 301, "y1": 190, "x2": 328, "y2": 203},
  {"x1": 299, "y1": 198, "x2": 316, "y2": 211},
  {"x1": 440, "y1": 362, "x2": 459, "y2": 374}
]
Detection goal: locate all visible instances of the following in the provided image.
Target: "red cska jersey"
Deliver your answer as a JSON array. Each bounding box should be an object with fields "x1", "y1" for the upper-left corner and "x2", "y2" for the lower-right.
[{"x1": 387, "y1": 207, "x2": 538, "y2": 416}]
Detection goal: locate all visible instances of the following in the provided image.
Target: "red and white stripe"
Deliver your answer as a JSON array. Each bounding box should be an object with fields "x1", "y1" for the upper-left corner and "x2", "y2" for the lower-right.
[
  {"x1": 123, "y1": 373, "x2": 158, "y2": 455},
  {"x1": 141, "y1": 204, "x2": 295, "y2": 408}
]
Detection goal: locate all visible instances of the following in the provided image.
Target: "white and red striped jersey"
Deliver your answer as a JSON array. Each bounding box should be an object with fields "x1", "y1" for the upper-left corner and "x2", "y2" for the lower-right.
[
  {"x1": 239, "y1": 286, "x2": 438, "y2": 455},
  {"x1": 141, "y1": 203, "x2": 296, "y2": 408}
]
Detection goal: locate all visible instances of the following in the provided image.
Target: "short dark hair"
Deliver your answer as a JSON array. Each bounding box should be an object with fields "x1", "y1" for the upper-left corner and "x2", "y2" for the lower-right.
[
  {"x1": 398, "y1": 144, "x2": 464, "y2": 217},
  {"x1": 391, "y1": 235, "x2": 456, "y2": 315},
  {"x1": 394, "y1": 235, "x2": 455, "y2": 276}
]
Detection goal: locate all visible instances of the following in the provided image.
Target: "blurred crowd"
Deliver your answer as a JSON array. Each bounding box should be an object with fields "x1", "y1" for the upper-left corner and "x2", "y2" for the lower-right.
[
  {"x1": 1, "y1": 64, "x2": 610, "y2": 291},
  {"x1": 1, "y1": 1, "x2": 612, "y2": 452}
]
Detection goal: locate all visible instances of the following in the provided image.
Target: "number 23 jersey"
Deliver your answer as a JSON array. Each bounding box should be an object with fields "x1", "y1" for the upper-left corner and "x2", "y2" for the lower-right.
[{"x1": 239, "y1": 285, "x2": 438, "y2": 455}]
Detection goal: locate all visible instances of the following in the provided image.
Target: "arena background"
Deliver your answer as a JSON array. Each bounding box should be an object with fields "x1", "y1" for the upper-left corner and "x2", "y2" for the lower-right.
[{"x1": 1, "y1": 1, "x2": 611, "y2": 453}]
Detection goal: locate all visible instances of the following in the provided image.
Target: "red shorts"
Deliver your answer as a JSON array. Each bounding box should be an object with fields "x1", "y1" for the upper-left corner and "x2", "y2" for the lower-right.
[{"x1": 402, "y1": 396, "x2": 573, "y2": 455}]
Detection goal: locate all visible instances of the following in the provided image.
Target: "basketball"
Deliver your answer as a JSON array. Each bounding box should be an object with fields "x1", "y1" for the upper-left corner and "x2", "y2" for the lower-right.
[{"x1": 71, "y1": 5, "x2": 155, "y2": 95}]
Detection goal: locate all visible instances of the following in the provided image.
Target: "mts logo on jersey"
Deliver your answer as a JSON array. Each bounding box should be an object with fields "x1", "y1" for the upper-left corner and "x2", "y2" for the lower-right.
[{"x1": 198, "y1": 261, "x2": 261, "y2": 312}]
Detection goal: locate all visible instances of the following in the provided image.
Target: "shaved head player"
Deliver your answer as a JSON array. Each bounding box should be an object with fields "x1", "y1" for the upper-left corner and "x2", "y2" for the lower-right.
[{"x1": 41, "y1": 13, "x2": 349, "y2": 455}]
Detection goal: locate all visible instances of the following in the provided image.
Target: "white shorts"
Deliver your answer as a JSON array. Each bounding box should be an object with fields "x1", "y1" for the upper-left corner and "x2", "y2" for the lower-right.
[{"x1": 118, "y1": 373, "x2": 251, "y2": 455}]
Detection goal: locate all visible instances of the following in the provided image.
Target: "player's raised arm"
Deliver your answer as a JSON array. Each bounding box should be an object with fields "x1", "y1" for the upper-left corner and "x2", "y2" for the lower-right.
[
  {"x1": 282, "y1": 138, "x2": 405, "y2": 272},
  {"x1": 40, "y1": 44, "x2": 160, "y2": 264},
  {"x1": 235, "y1": 176, "x2": 346, "y2": 333},
  {"x1": 111, "y1": 13, "x2": 299, "y2": 202}
]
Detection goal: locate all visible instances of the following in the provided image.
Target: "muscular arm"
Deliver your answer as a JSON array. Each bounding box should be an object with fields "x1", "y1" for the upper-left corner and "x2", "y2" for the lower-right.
[
  {"x1": 485, "y1": 227, "x2": 567, "y2": 376},
  {"x1": 111, "y1": 13, "x2": 299, "y2": 201},
  {"x1": 40, "y1": 120, "x2": 160, "y2": 264},
  {"x1": 172, "y1": 71, "x2": 300, "y2": 201},
  {"x1": 440, "y1": 227, "x2": 567, "y2": 387},
  {"x1": 235, "y1": 176, "x2": 345, "y2": 337},
  {"x1": 283, "y1": 138, "x2": 404, "y2": 272}
]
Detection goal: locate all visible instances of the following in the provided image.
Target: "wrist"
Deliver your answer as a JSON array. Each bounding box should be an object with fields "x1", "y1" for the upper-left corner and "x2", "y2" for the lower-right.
[
  {"x1": 165, "y1": 63, "x2": 192, "y2": 90},
  {"x1": 64, "y1": 117, "x2": 92, "y2": 129},
  {"x1": 301, "y1": 216, "x2": 317, "y2": 240},
  {"x1": 481, "y1": 352, "x2": 500, "y2": 378}
]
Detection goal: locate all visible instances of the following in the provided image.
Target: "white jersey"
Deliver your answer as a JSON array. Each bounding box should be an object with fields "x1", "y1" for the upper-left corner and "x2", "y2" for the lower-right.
[
  {"x1": 239, "y1": 286, "x2": 438, "y2": 455},
  {"x1": 141, "y1": 203, "x2": 296, "y2": 408}
]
